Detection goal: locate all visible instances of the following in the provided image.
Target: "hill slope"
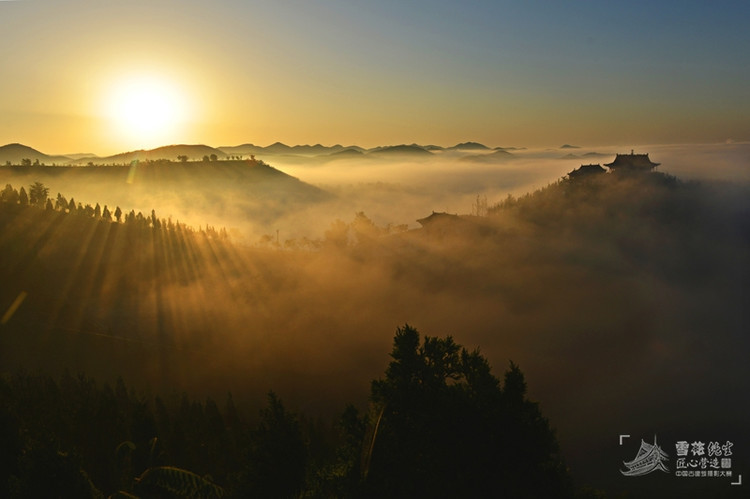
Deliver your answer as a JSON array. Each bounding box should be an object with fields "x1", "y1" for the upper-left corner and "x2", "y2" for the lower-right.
[
  {"x1": 0, "y1": 158, "x2": 330, "y2": 233},
  {"x1": 0, "y1": 143, "x2": 71, "y2": 164},
  {"x1": 71, "y1": 144, "x2": 228, "y2": 164}
]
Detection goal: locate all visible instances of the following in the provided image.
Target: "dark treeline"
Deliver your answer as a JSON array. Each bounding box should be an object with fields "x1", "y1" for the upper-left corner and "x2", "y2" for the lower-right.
[
  {"x1": 0, "y1": 158, "x2": 330, "y2": 240},
  {"x1": 1, "y1": 181, "x2": 228, "y2": 239},
  {"x1": 0, "y1": 326, "x2": 577, "y2": 498}
]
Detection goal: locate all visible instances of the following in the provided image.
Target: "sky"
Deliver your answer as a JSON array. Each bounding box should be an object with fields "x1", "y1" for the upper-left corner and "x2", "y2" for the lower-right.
[{"x1": 0, "y1": 0, "x2": 748, "y2": 155}]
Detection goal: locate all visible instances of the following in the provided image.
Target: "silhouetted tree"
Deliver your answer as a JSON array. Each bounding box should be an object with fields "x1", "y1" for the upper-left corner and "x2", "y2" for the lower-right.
[
  {"x1": 209, "y1": 153, "x2": 218, "y2": 162},
  {"x1": 236, "y1": 392, "x2": 307, "y2": 498},
  {"x1": 21, "y1": 158, "x2": 31, "y2": 166},
  {"x1": 1, "y1": 184, "x2": 19, "y2": 204},
  {"x1": 114, "y1": 206, "x2": 122, "y2": 223},
  {"x1": 55, "y1": 193, "x2": 68, "y2": 211},
  {"x1": 150, "y1": 209, "x2": 160, "y2": 229},
  {"x1": 94, "y1": 203, "x2": 102, "y2": 219},
  {"x1": 352, "y1": 211, "x2": 383, "y2": 243},
  {"x1": 102, "y1": 205, "x2": 111, "y2": 221},
  {"x1": 177, "y1": 155, "x2": 188, "y2": 163},
  {"x1": 202, "y1": 155, "x2": 210, "y2": 163},
  {"x1": 365, "y1": 325, "x2": 571, "y2": 498},
  {"x1": 28, "y1": 181, "x2": 49, "y2": 207},
  {"x1": 13, "y1": 440, "x2": 101, "y2": 498},
  {"x1": 324, "y1": 219, "x2": 350, "y2": 248},
  {"x1": 307, "y1": 404, "x2": 367, "y2": 497},
  {"x1": 18, "y1": 186, "x2": 28, "y2": 206},
  {"x1": 68, "y1": 198, "x2": 76, "y2": 213}
]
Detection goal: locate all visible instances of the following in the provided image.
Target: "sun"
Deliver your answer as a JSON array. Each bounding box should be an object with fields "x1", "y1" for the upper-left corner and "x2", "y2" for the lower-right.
[{"x1": 105, "y1": 74, "x2": 188, "y2": 149}]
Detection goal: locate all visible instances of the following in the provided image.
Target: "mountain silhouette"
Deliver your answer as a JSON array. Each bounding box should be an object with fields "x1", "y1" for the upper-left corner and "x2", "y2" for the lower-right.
[
  {"x1": 71, "y1": 144, "x2": 228, "y2": 165},
  {"x1": 560, "y1": 151, "x2": 609, "y2": 160},
  {"x1": 2, "y1": 141, "x2": 529, "y2": 164},
  {"x1": 217, "y1": 143, "x2": 266, "y2": 156},
  {"x1": 448, "y1": 142, "x2": 490, "y2": 151},
  {"x1": 329, "y1": 148, "x2": 365, "y2": 157},
  {"x1": 64, "y1": 153, "x2": 100, "y2": 160},
  {"x1": 291, "y1": 144, "x2": 344, "y2": 155},
  {"x1": 219, "y1": 143, "x2": 364, "y2": 157},
  {"x1": 462, "y1": 149, "x2": 516, "y2": 162},
  {"x1": 0, "y1": 143, "x2": 71, "y2": 164},
  {"x1": 368, "y1": 145, "x2": 432, "y2": 156},
  {"x1": 263, "y1": 142, "x2": 294, "y2": 154}
]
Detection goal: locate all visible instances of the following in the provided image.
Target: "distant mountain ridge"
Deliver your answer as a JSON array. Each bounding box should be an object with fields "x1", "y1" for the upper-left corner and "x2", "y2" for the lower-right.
[
  {"x1": 219, "y1": 143, "x2": 363, "y2": 157},
  {"x1": 448, "y1": 142, "x2": 490, "y2": 151},
  {"x1": 70, "y1": 144, "x2": 228, "y2": 165},
  {"x1": 1, "y1": 141, "x2": 529, "y2": 165},
  {"x1": 0, "y1": 143, "x2": 71, "y2": 164},
  {"x1": 462, "y1": 149, "x2": 516, "y2": 163},
  {"x1": 368, "y1": 144, "x2": 433, "y2": 156}
]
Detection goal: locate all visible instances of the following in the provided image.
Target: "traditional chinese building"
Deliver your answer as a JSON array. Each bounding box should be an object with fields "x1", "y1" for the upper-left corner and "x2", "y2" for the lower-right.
[
  {"x1": 568, "y1": 163, "x2": 605, "y2": 180},
  {"x1": 604, "y1": 150, "x2": 659, "y2": 172},
  {"x1": 416, "y1": 211, "x2": 462, "y2": 228}
]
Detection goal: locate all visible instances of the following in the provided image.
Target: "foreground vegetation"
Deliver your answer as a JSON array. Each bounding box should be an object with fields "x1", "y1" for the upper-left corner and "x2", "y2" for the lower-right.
[{"x1": 0, "y1": 326, "x2": 575, "y2": 498}]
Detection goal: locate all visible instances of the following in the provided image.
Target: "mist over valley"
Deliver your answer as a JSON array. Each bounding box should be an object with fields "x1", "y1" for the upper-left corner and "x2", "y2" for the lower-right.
[{"x1": 1, "y1": 141, "x2": 748, "y2": 496}]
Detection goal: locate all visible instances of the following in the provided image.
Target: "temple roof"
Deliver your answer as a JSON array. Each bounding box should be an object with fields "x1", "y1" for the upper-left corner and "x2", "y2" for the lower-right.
[
  {"x1": 568, "y1": 164, "x2": 605, "y2": 179},
  {"x1": 416, "y1": 211, "x2": 461, "y2": 227},
  {"x1": 604, "y1": 151, "x2": 659, "y2": 170}
]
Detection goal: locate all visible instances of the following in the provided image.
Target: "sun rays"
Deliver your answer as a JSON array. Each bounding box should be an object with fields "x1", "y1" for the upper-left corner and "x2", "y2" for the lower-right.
[{"x1": 104, "y1": 74, "x2": 190, "y2": 150}]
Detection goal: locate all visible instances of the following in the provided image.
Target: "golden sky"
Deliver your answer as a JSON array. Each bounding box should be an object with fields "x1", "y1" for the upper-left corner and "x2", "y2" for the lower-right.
[{"x1": 1, "y1": 0, "x2": 748, "y2": 155}]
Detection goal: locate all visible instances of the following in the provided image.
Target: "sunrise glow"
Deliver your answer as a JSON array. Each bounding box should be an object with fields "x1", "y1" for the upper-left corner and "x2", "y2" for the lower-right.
[{"x1": 105, "y1": 74, "x2": 188, "y2": 149}]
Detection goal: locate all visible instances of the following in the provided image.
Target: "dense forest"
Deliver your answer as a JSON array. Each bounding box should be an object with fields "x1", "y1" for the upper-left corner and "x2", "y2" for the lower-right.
[
  {"x1": 1, "y1": 327, "x2": 573, "y2": 498},
  {"x1": 1, "y1": 165, "x2": 749, "y2": 497}
]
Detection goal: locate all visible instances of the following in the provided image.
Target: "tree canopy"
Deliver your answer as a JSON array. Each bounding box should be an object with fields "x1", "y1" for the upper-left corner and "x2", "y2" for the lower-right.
[{"x1": 365, "y1": 324, "x2": 571, "y2": 498}]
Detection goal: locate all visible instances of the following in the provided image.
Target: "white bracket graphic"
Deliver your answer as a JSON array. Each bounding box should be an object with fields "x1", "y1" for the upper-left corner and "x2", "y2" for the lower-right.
[
  {"x1": 731, "y1": 474, "x2": 742, "y2": 486},
  {"x1": 619, "y1": 434, "x2": 630, "y2": 446}
]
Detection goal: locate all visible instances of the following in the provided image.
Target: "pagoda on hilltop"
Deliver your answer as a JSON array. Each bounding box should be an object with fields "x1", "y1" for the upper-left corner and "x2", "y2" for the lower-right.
[
  {"x1": 568, "y1": 163, "x2": 605, "y2": 180},
  {"x1": 604, "y1": 150, "x2": 659, "y2": 172}
]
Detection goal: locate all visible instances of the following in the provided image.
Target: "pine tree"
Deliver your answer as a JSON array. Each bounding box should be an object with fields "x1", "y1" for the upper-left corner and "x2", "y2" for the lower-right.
[
  {"x1": 365, "y1": 325, "x2": 571, "y2": 498},
  {"x1": 28, "y1": 182, "x2": 49, "y2": 207},
  {"x1": 55, "y1": 193, "x2": 67, "y2": 211},
  {"x1": 1, "y1": 184, "x2": 19, "y2": 204},
  {"x1": 18, "y1": 187, "x2": 28, "y2": 206}
]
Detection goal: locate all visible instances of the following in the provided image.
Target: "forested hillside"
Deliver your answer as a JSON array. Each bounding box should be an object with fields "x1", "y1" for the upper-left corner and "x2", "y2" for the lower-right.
[{"x1": 1, "y1": 169, "x2": 748, "y2": 497}]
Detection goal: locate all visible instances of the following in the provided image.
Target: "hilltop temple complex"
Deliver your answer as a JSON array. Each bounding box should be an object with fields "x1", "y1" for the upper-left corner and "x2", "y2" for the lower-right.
[
  {"x1": 568, "y1": 150, "x2": 659, "y2": 179},
  {"x1": 568, "y1": 163, "x2": 606, "y2": 179},
  {"x1": 604, "y1": 150, "x2": 660, "y2": 171}
]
